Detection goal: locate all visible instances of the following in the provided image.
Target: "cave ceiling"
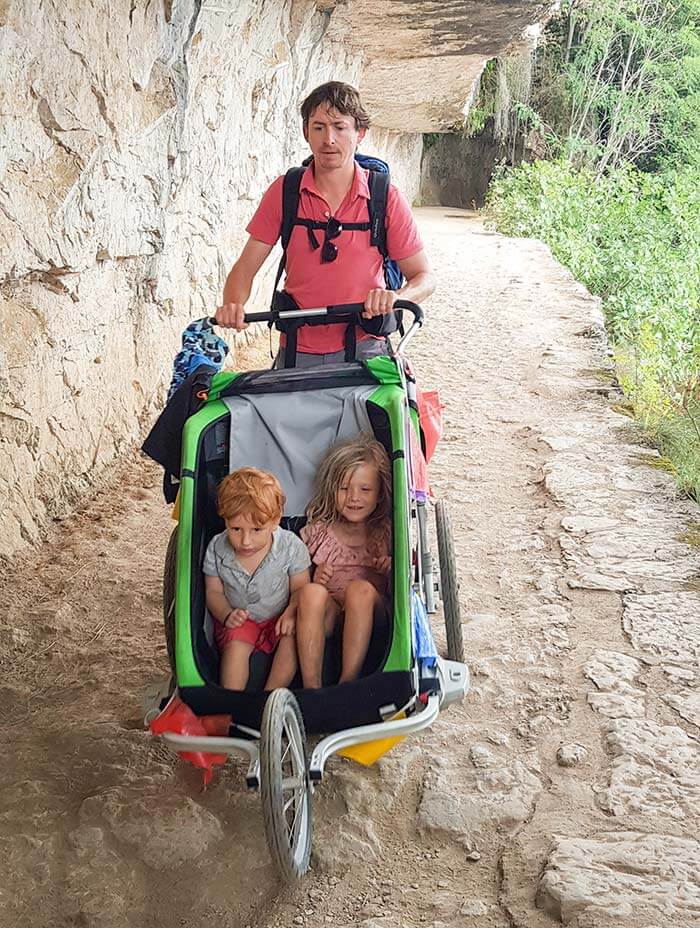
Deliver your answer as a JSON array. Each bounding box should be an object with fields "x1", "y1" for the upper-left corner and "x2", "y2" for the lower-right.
[{"x1": 319, "y1": 0, "x2": 552, "y2": 131}]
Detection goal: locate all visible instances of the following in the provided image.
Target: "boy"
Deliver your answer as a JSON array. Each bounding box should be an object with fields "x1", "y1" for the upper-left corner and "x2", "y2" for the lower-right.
[{"x1": 203, "y1": 467, "x2": 311, "y2": 690}]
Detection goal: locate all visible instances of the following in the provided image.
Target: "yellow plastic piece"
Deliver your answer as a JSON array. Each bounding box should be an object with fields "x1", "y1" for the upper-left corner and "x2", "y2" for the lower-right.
[
  {"x1": 172, "y1": 489, "x2": 181, "y2": 522},
  {"x1": 338, "y1": 734, "x2": 405, "y2": 766}
]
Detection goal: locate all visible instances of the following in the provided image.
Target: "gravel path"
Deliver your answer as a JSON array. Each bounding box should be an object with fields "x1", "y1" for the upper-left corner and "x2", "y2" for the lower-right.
[{"x1": 1, "y1": 208, "x2": 698, "y2": 928}]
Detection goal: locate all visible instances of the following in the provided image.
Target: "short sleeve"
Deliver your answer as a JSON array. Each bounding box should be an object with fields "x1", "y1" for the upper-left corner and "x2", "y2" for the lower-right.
[
  {"x1": 202, "y1": 535, "x2": 220, "y2": 576},
  {"x1": 287, "y1": 533, "x2": 312, "y2": 576},
  {"x1": 385, "y1": 185, "x2": 424, "y2": 262},
  {"x1": 300, "y1": 521, "x2": 326, "y2": 559},
  {"x1": 246, "y1": 176, "x2": 285, "y2": 246}
]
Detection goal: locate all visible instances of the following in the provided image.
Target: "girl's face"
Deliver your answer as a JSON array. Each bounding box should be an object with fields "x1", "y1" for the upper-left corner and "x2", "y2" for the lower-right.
[{"x1": 336, "y1": 463, "x2": 381, "y2": 524}]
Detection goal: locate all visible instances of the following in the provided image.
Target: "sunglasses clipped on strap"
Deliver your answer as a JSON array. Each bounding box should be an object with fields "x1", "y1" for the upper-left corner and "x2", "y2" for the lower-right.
[{"x1": 307, "y1": 217, "x2": 343, "y2": 263}]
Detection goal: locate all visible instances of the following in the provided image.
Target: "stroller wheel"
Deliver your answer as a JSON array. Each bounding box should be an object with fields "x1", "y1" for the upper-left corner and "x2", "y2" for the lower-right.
[
  {"x1": 163, "y1": 527, "x2": 178, "y2": 678},
  {"x1": 436, "y1": 500, "x2": 464, "y2": 663},
  {"x1": 260, "y1": 688, "x2": 312, "y2": 882}
]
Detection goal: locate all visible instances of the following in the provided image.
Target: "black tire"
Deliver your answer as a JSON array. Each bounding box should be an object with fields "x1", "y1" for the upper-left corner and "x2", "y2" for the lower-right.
[
  {"x1": 260, "y1": 689, "x2": 312, "y2": 882},
  {"x1": 163, "y1": 526, "x2": 178, "y2": 678},
  {"x1": 436, "y1": 500, "x2": 464, "y2": 663}
]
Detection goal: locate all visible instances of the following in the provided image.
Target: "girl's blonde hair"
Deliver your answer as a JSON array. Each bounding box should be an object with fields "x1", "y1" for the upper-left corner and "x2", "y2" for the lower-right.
[
  {"x1": 306, "y1": 434, "x2": 391, "y2": 551},
  {"x1": 217, "y1": 467, "x2": 285, "y2": 525}
]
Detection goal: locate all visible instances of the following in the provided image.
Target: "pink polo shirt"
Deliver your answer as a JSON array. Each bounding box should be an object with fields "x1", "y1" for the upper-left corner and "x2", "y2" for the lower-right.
[{"x1": 246, "y1": 163, "x2": 423, "y2": 354}]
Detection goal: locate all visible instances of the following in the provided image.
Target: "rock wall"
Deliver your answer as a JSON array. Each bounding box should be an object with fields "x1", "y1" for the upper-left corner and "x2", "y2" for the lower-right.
[{"x1": 0, "y1": 0, "x2": 422, "y2": 557}]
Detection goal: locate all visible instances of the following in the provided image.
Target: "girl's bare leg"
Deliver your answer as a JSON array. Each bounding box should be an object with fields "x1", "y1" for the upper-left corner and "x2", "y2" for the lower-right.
[
  {"x1": 296, "y1": 583, "x2": 339, "y2": 689},
  {"x1": 220, "y1": 641, "x2": 254, "y2": 690},
  {"x1": 338, "y1": 580, "x2": 380, "y2": 683},
  {"x1": 264, "y1": 635, "x2": 298, "y2": 690}
]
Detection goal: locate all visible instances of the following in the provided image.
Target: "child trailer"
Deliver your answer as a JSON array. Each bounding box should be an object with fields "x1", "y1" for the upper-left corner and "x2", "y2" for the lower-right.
[{"x1": 146, "y1": 301, "x2": 469, "y2": 881}]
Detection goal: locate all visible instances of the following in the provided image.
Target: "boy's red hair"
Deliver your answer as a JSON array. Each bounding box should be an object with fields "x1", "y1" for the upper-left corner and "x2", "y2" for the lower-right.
[{"x1": 217, "y1": 467, "x2": 285, "y2": 525}]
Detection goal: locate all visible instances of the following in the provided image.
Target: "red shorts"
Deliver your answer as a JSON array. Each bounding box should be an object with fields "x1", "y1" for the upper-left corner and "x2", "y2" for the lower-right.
[{"x1": 214, "y1": 616, "x2": 280, "y2": 655}]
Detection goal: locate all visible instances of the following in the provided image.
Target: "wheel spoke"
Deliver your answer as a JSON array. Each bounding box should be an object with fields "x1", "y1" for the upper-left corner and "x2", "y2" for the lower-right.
[
  {"x1": 280, "y1": 736, "x2": 293, "y2": 768},
  {"x1": 282, "y1": 776, "x2": 303, "y2": 791},
  {"x1": 289, "y1": 733, "x2": 306, "y2": 773},
  {"x1": 289, "y1": 799, "x2": 303, "y2": 847}
]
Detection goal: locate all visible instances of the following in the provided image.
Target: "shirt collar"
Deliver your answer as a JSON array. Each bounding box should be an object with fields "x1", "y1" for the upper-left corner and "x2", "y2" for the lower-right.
[{"x1": 299, "y1": 161, "x2": 371, "y2": 203}]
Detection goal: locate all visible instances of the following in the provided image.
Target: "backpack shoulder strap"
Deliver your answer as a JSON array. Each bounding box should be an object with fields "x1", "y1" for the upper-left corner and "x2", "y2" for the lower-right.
[
  {"x1": 273, "y1": 167, "x2": 305, "y2": 299},
  {"x1": 280, "y1": 167, "x2": 305, "y2": 250},
  {"x1": 367, "y1": 169, "x2": 390, "y2": 258}
]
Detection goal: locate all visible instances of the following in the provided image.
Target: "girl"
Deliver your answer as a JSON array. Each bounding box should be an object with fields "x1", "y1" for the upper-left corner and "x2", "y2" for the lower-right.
[
  {"x1": 297, "y1": 434, "x2": 392, "y2": 688},
  {"x1": 203, "y1": 467, "x2": 311, "y2": 690}
]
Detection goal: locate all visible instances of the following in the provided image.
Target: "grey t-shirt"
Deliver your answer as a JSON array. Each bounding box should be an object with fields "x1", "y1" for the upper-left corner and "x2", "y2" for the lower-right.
[{"x1": 203, "y1": 527, "x2": 311, "y2": 623}]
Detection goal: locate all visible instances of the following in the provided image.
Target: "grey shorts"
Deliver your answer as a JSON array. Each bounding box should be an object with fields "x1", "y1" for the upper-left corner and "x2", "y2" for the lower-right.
[{"x1": 273, "y1": 337, "x2": 389, "y2": 369}]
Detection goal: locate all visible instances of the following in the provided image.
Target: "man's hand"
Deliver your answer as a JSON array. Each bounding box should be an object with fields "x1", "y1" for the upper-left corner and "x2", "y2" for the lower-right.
[
  {"x1": 224, "y1": 608, "x2": 249, "y2": 628},
  {"x1": 363, "y1": 288, "x2": 397, "y2": 319},
  {"x1": 314, "y1": 562, "x2": 334, "y2": 586},
  {"x1": 276, "y1": 610, "x2": 296, "y2": 637},
  {"x1": 215, "y1": 303, "x2": 248, "y2": 331}
]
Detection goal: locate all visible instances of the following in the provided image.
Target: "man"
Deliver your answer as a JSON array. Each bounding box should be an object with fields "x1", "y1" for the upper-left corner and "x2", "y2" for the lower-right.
[{"x1": 215, "y1": 81, "x2": 435, "y2": 366}]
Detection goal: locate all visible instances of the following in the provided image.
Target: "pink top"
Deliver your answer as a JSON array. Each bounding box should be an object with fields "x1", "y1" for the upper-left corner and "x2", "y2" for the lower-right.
[
  {"x1": 247, "y1": 164, "x2": 423, "y2": 353},
  {"x1": 300, "y1": 521, "x2": 390, "y2": 604}
]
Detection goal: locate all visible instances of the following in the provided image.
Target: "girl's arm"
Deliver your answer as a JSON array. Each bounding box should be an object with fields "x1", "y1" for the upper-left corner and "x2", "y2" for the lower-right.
[{"x1": 312, "y1": 562, "x2": 334, "y2": 585}]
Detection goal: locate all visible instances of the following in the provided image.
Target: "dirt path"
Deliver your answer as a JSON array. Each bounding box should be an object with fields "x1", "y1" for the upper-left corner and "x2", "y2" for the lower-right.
[{"x1": 1, "y1": 208, "x2": 698, "y2": 928}]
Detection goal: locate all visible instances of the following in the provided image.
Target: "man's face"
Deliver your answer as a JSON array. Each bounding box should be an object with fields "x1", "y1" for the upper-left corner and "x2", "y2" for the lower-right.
[{"x1": 303, "y1": 104, "x2": 366, "y2": 171}]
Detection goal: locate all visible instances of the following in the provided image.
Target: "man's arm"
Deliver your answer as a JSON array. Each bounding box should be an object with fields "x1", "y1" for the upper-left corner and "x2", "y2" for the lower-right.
[
  {"x1": 397, "y1": 250, "x2": 435, "y2": 304},
  {"x1": 364, "y1": 249, "x2": 435, "y2": 317},
  {"x1": 216, "y1": 236, "x2": 274, "y2": 330}
]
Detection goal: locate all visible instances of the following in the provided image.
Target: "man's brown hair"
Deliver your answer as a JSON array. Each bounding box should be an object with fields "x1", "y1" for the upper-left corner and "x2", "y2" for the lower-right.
[
  {"x1": 300, "y1": 81, "x2": 371, "y2": 130},
  {"x1": 217, "y1": 467, "x2": 285, "y2": 525}
]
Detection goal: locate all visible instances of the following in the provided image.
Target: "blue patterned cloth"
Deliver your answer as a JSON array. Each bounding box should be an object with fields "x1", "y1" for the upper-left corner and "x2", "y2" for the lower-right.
[{"x1": 167, "y1": 317, "x2": 229, "y2": 401}]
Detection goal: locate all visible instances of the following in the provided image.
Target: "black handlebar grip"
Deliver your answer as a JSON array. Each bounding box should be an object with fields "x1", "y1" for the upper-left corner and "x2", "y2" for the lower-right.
[{"x1": 209, "y1": 300, "x2": 424, "y2": 327}]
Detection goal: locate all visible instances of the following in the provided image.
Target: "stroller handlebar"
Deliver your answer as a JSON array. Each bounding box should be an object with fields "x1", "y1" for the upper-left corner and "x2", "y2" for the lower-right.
[{"x1": 208, "y1": 300, "x2": 424, "y2": 328}]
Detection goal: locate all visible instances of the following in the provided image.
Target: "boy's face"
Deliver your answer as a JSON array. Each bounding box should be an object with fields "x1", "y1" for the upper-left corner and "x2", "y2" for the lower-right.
[
  {"x1": 303, "y1": 103, "x2": 366, "y2": 172},
  {"x1": 224, "y1": 511, "x2": 279, "y2": 558}
]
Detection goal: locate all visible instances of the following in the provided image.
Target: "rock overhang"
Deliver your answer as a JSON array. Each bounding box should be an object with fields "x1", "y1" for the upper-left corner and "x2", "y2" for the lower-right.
[{"x1": 319, "y1": 0, "x2": 552, "y2": 131}]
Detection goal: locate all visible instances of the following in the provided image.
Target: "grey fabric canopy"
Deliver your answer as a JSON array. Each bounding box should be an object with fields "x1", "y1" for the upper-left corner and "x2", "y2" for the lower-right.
[{"x1": 223, "y1": 385, "x2": 376, "y2": 516}]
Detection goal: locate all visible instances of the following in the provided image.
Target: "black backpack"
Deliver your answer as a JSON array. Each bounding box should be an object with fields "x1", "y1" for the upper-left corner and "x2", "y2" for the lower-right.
[{"x1": 271, "y1": 154, "x2": 404, "y2": 353}]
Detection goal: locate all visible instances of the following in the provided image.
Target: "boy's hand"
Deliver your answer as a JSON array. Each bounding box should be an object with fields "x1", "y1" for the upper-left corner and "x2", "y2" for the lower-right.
[
  {"x1": 374, "y1": 555, "x2": 392, "y2": 574},
  {"x1": 314, "y1": 562, "x2": 334, "y2": 586},
  {"x1": 224, "y1": 608, "x2": 248, "y2": 628},
  {"x1": 276, "y1": 611, "x2": 296, "y2": 637}
]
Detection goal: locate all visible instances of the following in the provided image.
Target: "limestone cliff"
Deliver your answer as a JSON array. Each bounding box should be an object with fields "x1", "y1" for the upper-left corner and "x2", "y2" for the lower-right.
[{"x1": 0, "y1": 0, "x2": 548, "y2": 557}]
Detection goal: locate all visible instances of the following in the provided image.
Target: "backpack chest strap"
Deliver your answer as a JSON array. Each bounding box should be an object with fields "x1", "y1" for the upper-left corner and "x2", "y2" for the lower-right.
[
  {"x1": 292, "y1": 217, "x2": 371, "y2": 250},
  {"x1": 292, "y1": 217, "x2": 370, "y2": 230}
]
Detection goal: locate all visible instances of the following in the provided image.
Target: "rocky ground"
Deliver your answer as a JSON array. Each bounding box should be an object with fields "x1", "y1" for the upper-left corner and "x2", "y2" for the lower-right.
[{"x1": 1, "y1": 208, "x2": 698, "y2": 928}]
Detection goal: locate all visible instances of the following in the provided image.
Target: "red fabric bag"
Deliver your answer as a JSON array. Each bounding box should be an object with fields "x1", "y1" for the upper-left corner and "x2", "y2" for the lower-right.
[
  {"x1": 150, "y1": 695, "x2": 230, "y2": 786},
  {"x1": 416, "y1": 389, "x2": 444, "y2": 463}
]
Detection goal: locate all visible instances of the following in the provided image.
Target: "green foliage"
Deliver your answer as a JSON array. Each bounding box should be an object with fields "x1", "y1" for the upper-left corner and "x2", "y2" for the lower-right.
[
  {"x1": 537, "y1": 0, "x2": 700, "y2": 173},
  {"x1": 422, "y1": 133, "x2": 443, "y2": 152},
  {"x1": 463, "y1": 59, "x2": 499, "y2": 137},
  {"x1": 487, "y1": 158, "x2": 700, "y2": 498}
]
